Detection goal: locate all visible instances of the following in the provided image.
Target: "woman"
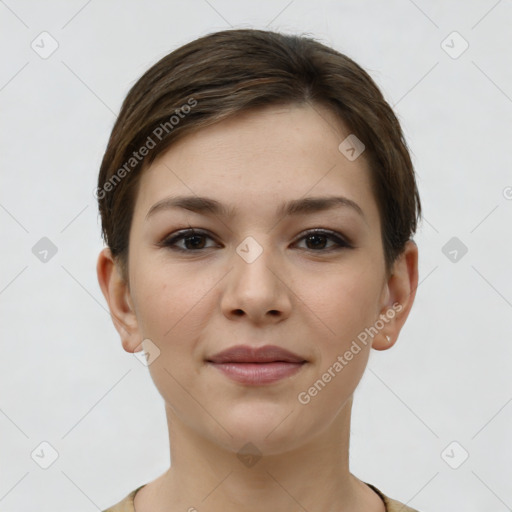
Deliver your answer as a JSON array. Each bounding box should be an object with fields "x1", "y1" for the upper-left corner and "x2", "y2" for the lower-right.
[{"x1": 96, "y1": 28, "x2": 422, "y2": 512}]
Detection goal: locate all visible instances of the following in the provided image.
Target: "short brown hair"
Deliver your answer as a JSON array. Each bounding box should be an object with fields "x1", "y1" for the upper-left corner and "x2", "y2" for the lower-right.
[{"x1": 97, "y1": 28, "x2": 421, "y2": 282}]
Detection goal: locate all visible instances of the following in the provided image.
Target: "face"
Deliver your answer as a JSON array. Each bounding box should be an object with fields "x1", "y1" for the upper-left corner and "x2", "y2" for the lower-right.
[{"x1": 99, "y1": 103, "x2": 416, "y2": 456}]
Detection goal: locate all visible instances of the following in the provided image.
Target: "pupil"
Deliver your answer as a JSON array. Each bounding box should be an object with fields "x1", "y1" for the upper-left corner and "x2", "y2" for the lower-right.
[
  {"x1": 187, "y1": 235, "x2": 205, "y2": 249},
  {"x1": 307, "y1": 235, "x2": 326, "y2": 249},
  {"x1": 183, "y1": 234, "x2": 329, "y2": 250}
]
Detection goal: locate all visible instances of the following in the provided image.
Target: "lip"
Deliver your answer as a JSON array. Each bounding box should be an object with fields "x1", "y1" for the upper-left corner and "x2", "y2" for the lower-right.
[
  {"x1": 206, "y1": 345, "x2": 307, "y2": 385},
  {"x1": 207, "y1": 344, "x2": 306, "y2": 364}
]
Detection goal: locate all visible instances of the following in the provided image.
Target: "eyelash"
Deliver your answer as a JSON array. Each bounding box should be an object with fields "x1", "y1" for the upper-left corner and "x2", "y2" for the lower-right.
[{"x1": 159, "y1": 228, "x2": 353, "y2": 253}]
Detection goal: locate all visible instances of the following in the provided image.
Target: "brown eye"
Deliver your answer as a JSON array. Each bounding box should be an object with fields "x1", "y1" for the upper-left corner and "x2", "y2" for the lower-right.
[
  {"x1": 161, "y1": 229, "x2": 218, "y2": 252},
  {"x1": 294, "y1": 229, "x2": 352, "y2": 252},
  {"x1": 160, "y1": 228, "x2": 352, "y2": 254}
]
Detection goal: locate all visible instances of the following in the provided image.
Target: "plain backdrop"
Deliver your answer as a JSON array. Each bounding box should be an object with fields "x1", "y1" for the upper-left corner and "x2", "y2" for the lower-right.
[{"x1": 1, "y1": 1, "x2": 511, "y2": 511}]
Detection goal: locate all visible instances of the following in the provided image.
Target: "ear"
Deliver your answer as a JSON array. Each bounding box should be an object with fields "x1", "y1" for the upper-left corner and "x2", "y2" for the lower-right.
[
  {"x1": 96, "y1": 247, "x2": 143, "y2": 353},
  {"x1": 372, "y1": 240, "x2": 419, "y2": 351}
]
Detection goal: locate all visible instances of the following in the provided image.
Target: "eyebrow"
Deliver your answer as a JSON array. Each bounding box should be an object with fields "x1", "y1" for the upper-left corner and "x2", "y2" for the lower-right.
[{"x1": 145, "y1": 195, "x2": 366, "y2": 221}]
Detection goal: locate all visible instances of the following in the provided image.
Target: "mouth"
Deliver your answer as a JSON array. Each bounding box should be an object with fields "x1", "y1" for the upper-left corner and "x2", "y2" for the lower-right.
[{"x1": 206, "y1": 345, "x2": 307, "y2": 385}]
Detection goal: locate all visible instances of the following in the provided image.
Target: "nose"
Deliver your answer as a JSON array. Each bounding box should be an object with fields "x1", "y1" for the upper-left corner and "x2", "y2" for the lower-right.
[{"x1": 220, "y1": 238, "x2": 292, "y2": 325}]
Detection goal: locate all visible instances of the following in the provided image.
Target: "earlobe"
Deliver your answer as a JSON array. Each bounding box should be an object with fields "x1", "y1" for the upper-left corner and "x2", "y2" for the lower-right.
[
  {"x1": 96, "y1": 247, "x2": 141, "y2": 353},
  {"x1": 372, "y1": 240, "x2": 419, "y2": 351}
]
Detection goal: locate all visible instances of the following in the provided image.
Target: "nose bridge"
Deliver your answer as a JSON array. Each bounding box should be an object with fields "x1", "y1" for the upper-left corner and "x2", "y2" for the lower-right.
[
  {"x1": 222, "y1": 234, "x2": 290, "y2": 319},
  {"x1": 234, "y1": 234, "x2": 279, "y2": 291}
]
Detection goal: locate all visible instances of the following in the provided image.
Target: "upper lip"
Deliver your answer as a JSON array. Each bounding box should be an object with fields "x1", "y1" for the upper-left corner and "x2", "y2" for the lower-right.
[{"x1": 207, "y1": 345, "x2": 306, "y2": 364}]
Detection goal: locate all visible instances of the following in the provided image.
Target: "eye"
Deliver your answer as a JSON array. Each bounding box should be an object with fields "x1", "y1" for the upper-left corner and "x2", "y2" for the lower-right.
[
  {"x1": 160, "y1": 228, "x2": 218, "y2": 252},
  {"x1": 159, "y1": 228, "x2": 352, "y2": 253},
  {"x1": 293, "y1": 229, "x2": 352, "y2": 252}
]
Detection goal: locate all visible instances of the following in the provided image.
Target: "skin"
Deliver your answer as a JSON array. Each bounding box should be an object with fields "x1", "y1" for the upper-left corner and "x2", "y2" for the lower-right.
[{"x1": 97, "y1": 102, "x2": 418, "y2": 512}]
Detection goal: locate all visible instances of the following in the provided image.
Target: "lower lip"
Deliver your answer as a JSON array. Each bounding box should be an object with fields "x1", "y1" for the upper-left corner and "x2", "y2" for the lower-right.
[{"x1": 208, "y1": 362, "x2": 305, "y2": 385}]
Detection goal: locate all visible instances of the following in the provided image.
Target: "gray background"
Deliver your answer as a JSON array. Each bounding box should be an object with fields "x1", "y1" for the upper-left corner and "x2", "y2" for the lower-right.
[{"x1": 1, "y1": 1, "x2": 511, "y2": 511}]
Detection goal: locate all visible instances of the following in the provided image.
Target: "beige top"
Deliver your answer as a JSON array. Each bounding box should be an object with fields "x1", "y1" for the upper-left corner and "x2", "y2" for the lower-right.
[{"x1": 102, "y1": 482, "x2": 421, "y2": 511}]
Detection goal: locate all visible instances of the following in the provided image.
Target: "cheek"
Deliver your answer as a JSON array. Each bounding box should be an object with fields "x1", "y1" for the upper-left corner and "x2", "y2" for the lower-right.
[
  {"x1": 133, "y1": 271, "x2": 212, "y2": 409},
  {"x1": 293, "y1": 274, "x2": 376, "y2": 419},
  {"x1": 303, "y1": 269, "x2": 380, "y2": 347},
  {"x1": 133, "y1": 265, "x2": 225, "y2": 369},
  {"x1": 134, "y1": 268, "x2": 197, "y2": 337}
]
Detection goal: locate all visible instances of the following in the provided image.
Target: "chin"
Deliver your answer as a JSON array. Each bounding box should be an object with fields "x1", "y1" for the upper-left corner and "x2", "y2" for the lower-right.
[{"x1": 211, "y1": 404, "x2": 304, "y2": 453}]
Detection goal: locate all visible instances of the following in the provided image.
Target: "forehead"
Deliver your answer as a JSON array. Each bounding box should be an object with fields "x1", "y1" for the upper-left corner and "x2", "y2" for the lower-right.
[{"x1": 132, "y1": 103, "x2": 380, "y2": 229}]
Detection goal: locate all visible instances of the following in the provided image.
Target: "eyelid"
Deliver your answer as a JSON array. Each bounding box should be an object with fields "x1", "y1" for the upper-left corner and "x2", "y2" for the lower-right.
[
  {"x1": 158, "y1": 228, "x2": 219, "y2": 249},
  {"x1": 292, "y1": 228, "x2": 353, "y2": 248},
  {"x1": 159, "y1": 227, "x2": 353, "y2": 253}
]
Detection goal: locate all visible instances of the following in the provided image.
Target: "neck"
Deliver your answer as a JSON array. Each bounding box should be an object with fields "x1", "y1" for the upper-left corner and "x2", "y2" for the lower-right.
[{"x1": 135, "y1": 396, "x2": 383, "y2": 512}]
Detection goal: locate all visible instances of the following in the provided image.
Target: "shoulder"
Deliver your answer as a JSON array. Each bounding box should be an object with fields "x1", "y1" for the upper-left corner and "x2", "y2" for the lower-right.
[
  {"x1": 365, "y1": 482, "x2": 422, "y2": 512},
  {"x1": 102, "y1": 485, "x2": 145, "y2": 512}
]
